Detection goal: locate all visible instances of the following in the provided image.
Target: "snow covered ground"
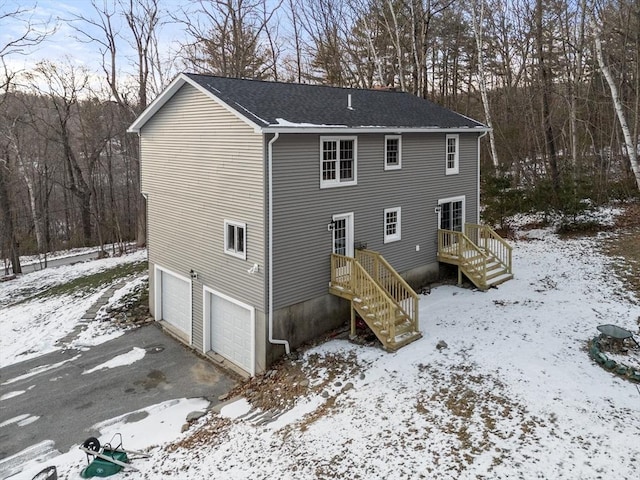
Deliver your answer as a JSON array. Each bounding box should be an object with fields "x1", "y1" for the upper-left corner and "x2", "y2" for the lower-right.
[
  {"x1": 0, "y1": 250, "x2": 147, "y2": 367},
  {"x1": 2, "y1": 217, "x2": 640, "y2": 479}
]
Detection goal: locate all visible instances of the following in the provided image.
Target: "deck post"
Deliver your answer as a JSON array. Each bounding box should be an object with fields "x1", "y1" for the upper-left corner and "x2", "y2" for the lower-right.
[
  {"x1": 457, "y1": 266, "x2": 462, "y2": 286},
  {"x1": 350, "y1": 305, "x2": 356, "y2": 339}
]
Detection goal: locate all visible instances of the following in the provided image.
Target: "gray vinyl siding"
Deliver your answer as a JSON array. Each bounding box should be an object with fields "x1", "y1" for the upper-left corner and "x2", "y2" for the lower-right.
[
  {"x1": 140, "y1": 83, "x2": 265, "y2": 347},
  {"x1": 271, "y1": 132, "x2": 479, "y2": 309}
]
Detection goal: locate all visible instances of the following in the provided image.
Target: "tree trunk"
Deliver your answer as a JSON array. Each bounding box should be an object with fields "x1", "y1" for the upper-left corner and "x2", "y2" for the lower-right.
[
  {"x1": 0, "y1": 155, "x2": 21, "y2": 274},
  {"x1": 593, "y1": 25, "x2": 640, "y2": 191},
  {"x1": 536, "y1": 0, "x2": 560, "y2": 193},
  {"x1": 12, "y1": 145, "x2": 45, "y2": 254},
  {"x1": 80, "y1": 191, "x2": 92, "y2": 244},
  {"x1": 471, "y1": 0, "x2": 499, "y2": 171}
]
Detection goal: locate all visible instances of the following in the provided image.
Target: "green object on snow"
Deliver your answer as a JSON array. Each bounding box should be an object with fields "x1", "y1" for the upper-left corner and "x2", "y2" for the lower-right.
[
  {"x1": 80, "y1": 450, "x2": 129, "y2": 478},
  {"x1": 616, "y1": 365, "x2": 628, "y2": 375}
]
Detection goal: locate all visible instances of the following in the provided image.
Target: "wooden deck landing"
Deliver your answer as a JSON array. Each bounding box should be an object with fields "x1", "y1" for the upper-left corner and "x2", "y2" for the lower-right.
[
  {"x1": 329, "y1": 250, "x2": 421, "y2": 352},
  {"x1": 437, "y1": 224, "x2": 513, "y2": 290}
]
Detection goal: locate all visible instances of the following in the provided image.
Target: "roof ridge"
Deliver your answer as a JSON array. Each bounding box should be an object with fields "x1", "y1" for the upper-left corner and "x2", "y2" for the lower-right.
[{"x1": 183, "y1": 72, "x2": 405, "y2": 94}]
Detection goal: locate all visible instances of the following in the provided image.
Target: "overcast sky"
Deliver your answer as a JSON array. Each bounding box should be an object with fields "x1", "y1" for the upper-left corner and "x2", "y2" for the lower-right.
[{"x1": 2, "y1": 0, "x2": 186, "y2": 79}]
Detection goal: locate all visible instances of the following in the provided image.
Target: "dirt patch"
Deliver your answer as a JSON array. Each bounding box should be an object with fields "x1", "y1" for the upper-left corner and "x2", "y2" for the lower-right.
[
  {"x1": 415, "y1": 362, "x2": 544, "y2": 475},
  {"x1": 224, "y1": 348, "x2": 363, "y2": 413},
  {"x1": 614, "y1": 202, "x2": 640, "y2": 229},
  {"x1": 602, "y1": 201, "x2": 640, "y2": 301}
]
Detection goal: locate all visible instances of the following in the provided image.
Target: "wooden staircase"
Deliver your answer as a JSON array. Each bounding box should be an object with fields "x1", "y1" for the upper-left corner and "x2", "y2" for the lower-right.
[
  {"x1": 437, "y1": 223, "x2": 513, "y2": 290},
  {"x1": 329, "y1": 250, "x2": 421, "y2": 351}
]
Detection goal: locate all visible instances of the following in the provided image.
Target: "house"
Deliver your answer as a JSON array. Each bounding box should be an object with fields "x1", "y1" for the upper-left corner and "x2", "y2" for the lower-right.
[{"x1": 128, "y1": 73, "x2": 512, "y2": 377}]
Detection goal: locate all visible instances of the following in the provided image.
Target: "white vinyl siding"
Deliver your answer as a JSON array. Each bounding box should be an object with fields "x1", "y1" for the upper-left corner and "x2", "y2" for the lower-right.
[
  {"x1": 445, "y1": 134, "x2": 459, "y2": 175},
  {"x1": 140, "y1": 83, "x2": 265, "y2": 351},
  {"x1": 320, "y1": 136, "x2": 357, "y2": 188},
  {"x1": 385, "y1": 135, "x2": 402, "y2": 170},
  {"x1": 384, "y1": 207, "x2": 401, "y2": 243}
]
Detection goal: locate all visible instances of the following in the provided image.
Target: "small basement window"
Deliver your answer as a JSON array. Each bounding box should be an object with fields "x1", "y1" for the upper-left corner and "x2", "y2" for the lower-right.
[{"x1": 224, "y1": 220, "x2": 246, "y2": 259}]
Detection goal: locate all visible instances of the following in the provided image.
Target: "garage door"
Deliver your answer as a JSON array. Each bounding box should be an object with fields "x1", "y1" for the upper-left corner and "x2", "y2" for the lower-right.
[
  {"x1": 159, "y1": 269, "x2": 190, "y2": 336},
  {"x1": 208, "y1": 291, "x2": 254, "y2": 375}
]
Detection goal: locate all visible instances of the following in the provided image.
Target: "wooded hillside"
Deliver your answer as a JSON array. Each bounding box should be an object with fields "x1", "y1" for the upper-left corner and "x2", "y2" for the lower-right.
[{"x1": 1, "y1": 0, "x2": 639, "y2": 273}]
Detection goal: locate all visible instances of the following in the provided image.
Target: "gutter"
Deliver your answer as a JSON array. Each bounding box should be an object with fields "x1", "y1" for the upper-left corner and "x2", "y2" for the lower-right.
[
  {"x1": 261, "y1": 126, "x2": 491, "y2": 135},
  {"x1": 267, "y1": 132, "x2": 290, "y2": 354}
]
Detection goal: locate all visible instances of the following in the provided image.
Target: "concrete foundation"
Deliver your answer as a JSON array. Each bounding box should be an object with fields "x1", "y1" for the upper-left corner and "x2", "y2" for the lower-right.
[{"x1": 267, "y1": 293, "x2": 350, "y2": 365}]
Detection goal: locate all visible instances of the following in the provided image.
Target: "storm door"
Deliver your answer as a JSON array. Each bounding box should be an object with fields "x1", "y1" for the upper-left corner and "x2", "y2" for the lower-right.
[{"x1": 332, "y1": 212, "x2": 354, "y2": 257}]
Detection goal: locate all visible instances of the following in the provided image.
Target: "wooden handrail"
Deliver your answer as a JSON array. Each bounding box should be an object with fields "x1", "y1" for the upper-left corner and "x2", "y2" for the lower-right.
[
  {"x1": 438, "y1": 229, "x2": 488, "y2": 286},
  {"x1": 355, "y1": 249, "x2": 419, "y2": 332},
  {"x1": 464, "y1": 224, "x2": 512, "y2": 274},
  {"x1": 331, "y1": 253, "x2": 398, "y2": 342}
]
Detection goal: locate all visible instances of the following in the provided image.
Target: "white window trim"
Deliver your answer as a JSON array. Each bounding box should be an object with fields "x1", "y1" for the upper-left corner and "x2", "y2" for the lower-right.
[
  {"x1": 437, "y1": 195, "x2": 466, "y2": 231},
  {"x1": 224, "y1": 220, "x2": 247, "y2": 260},
  {"x1": 320, "y1": 136, "x2": 358, "y2": 188},
  {"x1": 445, "y1": 134, "x2": 459, "y2": 175},
  {"x1": 384, "y1": 135, "x2": 402, "y2": 170},
  {"x1": 384, "y1": 207, "x2": 401, "y2": 243}
]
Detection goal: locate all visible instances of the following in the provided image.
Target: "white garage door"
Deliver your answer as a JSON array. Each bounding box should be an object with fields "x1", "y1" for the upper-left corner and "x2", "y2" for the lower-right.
[
  {"x1": 159, "y1": 269, "x2": 190, "y2": 335},
  {"x1": 208, "y1": 291, "x2": 254, "y2": 375}
]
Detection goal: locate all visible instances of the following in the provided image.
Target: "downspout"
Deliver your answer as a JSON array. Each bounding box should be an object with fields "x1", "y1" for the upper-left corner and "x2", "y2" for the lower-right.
[
  {"x1": 477, "y1": 130, "x2": 488, "y2": 224},
  {"x1": 267, "y1": 132, "x2": 290, "y2": 354}
]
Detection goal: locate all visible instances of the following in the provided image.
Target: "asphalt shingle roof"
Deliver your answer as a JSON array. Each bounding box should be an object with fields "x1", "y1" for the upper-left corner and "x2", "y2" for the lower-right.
[{"x1": 184, "y1": 73, "x2": 485, "y2": 129}]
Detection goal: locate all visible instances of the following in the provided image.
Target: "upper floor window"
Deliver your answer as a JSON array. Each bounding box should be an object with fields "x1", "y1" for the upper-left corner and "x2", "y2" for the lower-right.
[
  {"x1": 384, "y1": 207, "x2": 401, "y2": 243},
  {"x1": 445, "y1": 134, "x2": 459, "y2": 175},
  {"x1": 385, "y1": 135, "x2": 402, "y2": 170},
  {"x1": 320, "y1": 136, "x2": 357, "y2": 188},
  {"x1": 224, "y1": 220, "x2": 246, "y2": 259}
]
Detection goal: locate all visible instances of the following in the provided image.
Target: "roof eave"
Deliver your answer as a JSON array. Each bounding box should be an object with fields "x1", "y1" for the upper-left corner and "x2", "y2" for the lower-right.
[{"x1": 260, "y1": 125, "x2": 491, "y2": 134}]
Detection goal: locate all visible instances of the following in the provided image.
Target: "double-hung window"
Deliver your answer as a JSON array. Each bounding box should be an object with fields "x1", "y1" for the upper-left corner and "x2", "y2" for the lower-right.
[
  {"x1": 445, "y1": 134, "x2": 459, "y2": 175},
  {"x1": 385, "y1": 135, "x2": 402, "y2": 170},
  {"x1": 224, "y1": 220, "x2": 246, "y2": 259},
  {"x1": 320, "y1": 137, "x2": 357, "y2": 188},
  {"x1": 384, "y1": 207, "x2": 401, "y2": 243}
]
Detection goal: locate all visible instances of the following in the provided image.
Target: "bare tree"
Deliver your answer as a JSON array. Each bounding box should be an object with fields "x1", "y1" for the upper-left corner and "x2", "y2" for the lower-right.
[
  {"x1": 0, "y1": 1, "x2": 55, "y2": 95},
  {"x1": 534, "y1": 0, "x2": 560, "y2": 193},
  {"x1": 0, "y1": 1, "x2": 55, "y2": 273},
  {"x1": 470, "y1": 0, "x2": 499, "y2": 170},
  {"x1": 592, "y1": 4, "x2": 640, "y2": 191},
  {"x1": 26, "y1": 61, "x2": 96, "y2": 244},
  {"x1": 179, "y1": 0, "x2": 279, "y2": 78},
  {"x1": 70, "y1": 0, "x2": 169, "y2": 247}
]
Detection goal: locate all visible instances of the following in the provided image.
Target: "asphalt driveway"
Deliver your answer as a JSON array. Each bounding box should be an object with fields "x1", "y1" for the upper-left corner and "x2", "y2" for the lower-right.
[{"x1": 0, "y1": 323, "x2": 237, "y2": 467}]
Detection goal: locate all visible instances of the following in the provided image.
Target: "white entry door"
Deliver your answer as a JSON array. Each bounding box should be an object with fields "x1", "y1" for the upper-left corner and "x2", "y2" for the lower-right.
[
  {"x1": 332, "y1": 212, "x2": 354, "y2": 257},
  {"x1": 158, "y1": 268, "x2": 191, "y2": 336},
  {"x1": 206, "y1": 289, "x2": 255, "y2": 375}
]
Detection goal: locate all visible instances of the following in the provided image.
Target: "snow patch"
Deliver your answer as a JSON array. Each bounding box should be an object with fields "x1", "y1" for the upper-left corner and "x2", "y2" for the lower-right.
[
  {"x1": 219, "y1": 398, "x2": 252, "y2": 419},
  {"x1": 91, "y1": 398, "x2": 210, "y2": 451},
  {"x1": 82, "y1": 347, "x2": 147, "y2": 374},
  {"x1": 1, "y1": 355, "x2": 81, "y2": 386},
  {"x1": 0, "y1": 390, "x2": 26, "y2": 401}
]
